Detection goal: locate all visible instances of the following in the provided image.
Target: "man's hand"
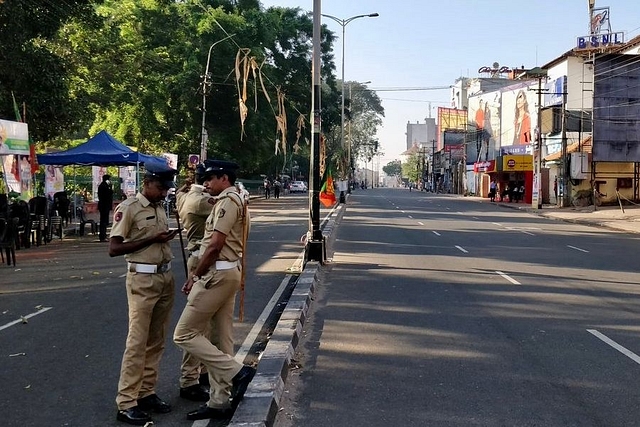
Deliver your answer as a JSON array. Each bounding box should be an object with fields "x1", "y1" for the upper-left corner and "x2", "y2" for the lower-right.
[
  {"x1": 155, "y1": 229, "x2": 179, "y2": 243},
  {"x1": 182, "y1": 276, "x2": 195, "y2": 295}
]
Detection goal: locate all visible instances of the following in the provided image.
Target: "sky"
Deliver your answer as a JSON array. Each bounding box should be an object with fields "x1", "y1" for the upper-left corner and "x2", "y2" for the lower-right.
[{"x1": 259, "y1": 0, "x2": 640, "y2": 167}]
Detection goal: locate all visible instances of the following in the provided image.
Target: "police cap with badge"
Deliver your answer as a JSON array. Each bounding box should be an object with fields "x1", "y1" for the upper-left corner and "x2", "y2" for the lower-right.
[
  {"x1": 145, "y1": 163, "x2": 177, "y2": 189},
  {"x1": 201, "y1": 159, "x2": 239, "y2": 179}
]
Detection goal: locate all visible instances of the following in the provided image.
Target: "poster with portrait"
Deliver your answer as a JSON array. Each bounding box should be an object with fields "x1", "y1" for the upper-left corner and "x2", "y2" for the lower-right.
[
  {"x1": 45, "y1": 165, "x2": 65, "y2": 198},
  {"x1": 120, "y1": 166, "x2": 137, "y2": 198},
  {"x1": 501, "y1": 82, "x2": 538, "y2": 148},
  {"x1": 92, "y1": 166, "x2": 109, "y2": 202},
  {"x1": 468, "y1": 90, "x2": 502, "y2": 161}
]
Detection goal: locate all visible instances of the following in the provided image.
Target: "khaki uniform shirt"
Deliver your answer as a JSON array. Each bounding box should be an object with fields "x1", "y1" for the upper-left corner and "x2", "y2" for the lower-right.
[
  {"x1": 176, "y1": 190, "x2": 188, "y2": 214},
  {"x1": 200, "y1": 187, "x2": 249, "y2": 264},
  {"x1": 177, "y1": 184, "x2": 215, "y2": 252},
  {"x1": 110, "y1": 193, "x2": 172, "y2": 264}
]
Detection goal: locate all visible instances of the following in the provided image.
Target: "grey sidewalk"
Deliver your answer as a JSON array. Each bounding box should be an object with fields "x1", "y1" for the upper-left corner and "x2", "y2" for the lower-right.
[{"x1": 474, "y1": 196, "x2": 640, "y2": 235}]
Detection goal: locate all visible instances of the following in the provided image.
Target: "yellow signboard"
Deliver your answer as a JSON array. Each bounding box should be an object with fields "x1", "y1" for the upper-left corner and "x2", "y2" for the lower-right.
[{"x1": 501, "y1": 155, "x2": 533, "y2": 171}]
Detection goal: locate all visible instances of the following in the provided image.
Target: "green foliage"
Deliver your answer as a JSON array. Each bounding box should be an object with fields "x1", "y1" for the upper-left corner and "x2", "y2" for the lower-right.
[
  {"x1": 402, "y1": 154, "x2": 421, "y2": 182},
  {"x1": 0, "y1": 0, "x2": 383, "y2": 182},
  {"x1": 382, "y1": 160, "x2": 402, "y2": 177}
]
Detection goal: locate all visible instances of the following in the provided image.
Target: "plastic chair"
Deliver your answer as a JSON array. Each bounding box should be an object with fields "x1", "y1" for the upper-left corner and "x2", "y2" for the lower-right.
[
  {"x1": 77, "y1": 207, "x2": 97, "y2": 236},
  {"x1": 29, "y1": 197, "x2": 48, "y2": 246},
  {"x1": 49, "y1": 216, "x2": 63, "y2": 240}
]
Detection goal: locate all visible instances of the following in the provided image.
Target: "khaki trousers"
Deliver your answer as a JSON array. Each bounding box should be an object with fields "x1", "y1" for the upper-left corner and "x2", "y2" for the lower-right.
[
  {"x1": 116, "y1": 270, "x2": 175, "y2": 410},
  {"x1": 180, "y1": 253, "x2": 213, "y2": 388},
  {"x1": 173, "y1": 266, "x2": 243, "y2": 409}
]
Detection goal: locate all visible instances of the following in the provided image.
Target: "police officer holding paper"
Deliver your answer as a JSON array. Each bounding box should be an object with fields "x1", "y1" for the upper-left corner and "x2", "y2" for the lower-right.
[
  {"x1": 108, "y1": 163, "x2": 179, "y2": 426},
  {"x1": 173, "y1": 159, "x2": 255, "y2": 421}
]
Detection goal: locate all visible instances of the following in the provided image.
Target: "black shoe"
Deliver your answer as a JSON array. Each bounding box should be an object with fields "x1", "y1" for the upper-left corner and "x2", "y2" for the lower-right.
[
  {"x1": 116, "y1": 406, "x2": 152, "y2": 425},
  {"x1": 137, "y1": 393, "x2": 171, "y2": 414},
  {"x1": 199, "y1": 372, "x2": 210, "y2": 387},
  {"x1": 180, "y1": 384, "x2": 209, "y2": 402},
  {"x1": 186, "y1": 404, "x2": 233, "y2": 421},
  {"x1": 230, "y1": 365, "x2": 256, "y2": 405}
]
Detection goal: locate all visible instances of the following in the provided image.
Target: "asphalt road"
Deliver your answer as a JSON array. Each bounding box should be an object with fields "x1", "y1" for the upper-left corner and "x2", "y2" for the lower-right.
[
  {"x1": 0, "y1": 192, "x2": 323, "y2": 427},
  {"x1": 276, "y1": 188, "x2": 640, "y2": 427}
]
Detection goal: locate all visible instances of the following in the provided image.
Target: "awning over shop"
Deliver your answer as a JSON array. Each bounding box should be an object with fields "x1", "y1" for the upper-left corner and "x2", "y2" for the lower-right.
[{"x1": 544, "y1": 136, "x2": 592, "y2": 162}]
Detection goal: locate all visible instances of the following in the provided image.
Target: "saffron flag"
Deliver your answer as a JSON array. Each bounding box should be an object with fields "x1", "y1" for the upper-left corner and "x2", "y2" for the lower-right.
[{"x1": 319, "y1": 169, "x2": 336, "y2": 207}]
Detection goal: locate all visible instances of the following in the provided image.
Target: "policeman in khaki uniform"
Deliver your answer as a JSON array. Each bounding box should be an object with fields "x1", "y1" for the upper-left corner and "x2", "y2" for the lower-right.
[
  {"x1": 173, "y1": 160, "x2": 256, "y2": 421},
  {"x1": 108, "y1": 164, "x2": 179, "y2": 426},
  {"x1": 176, "y1": 163, "x2": 217, "y2": 402}
]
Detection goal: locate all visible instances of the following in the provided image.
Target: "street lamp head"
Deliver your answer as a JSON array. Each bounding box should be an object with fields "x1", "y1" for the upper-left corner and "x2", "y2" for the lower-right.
[{"x1": 368, "y1": 13, "x2": 379, "y2": 17}]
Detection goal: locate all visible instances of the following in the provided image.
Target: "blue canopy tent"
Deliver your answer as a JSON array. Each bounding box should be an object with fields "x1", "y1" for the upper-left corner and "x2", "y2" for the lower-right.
[
  {"x1": 36, "y1": 131, "x2": 168, "y2": 225},
  {"x1": 37, "y1": 130, "x2": 165, "y2": 167}
]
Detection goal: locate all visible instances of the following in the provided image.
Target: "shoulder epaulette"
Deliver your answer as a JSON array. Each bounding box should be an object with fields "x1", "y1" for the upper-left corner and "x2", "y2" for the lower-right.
[{"x1": 120, "y1": 197, "x2": 138, "y2": 207}]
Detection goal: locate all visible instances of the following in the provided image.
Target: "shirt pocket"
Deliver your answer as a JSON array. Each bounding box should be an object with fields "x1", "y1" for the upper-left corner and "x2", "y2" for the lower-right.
[{"x1": 137, "y1": 217, "x2": 157, "y2": 231}]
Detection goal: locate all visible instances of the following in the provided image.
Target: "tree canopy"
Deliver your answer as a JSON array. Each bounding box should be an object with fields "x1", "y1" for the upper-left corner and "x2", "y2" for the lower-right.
[{"x1": 0, "y1": 0, "x2": 384, "y2": 180}]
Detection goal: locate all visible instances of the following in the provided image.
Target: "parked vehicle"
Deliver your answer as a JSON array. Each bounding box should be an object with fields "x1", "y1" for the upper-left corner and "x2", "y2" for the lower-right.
[{"x1": 290, "y1": 181, "x2": 308, "y2": 193}]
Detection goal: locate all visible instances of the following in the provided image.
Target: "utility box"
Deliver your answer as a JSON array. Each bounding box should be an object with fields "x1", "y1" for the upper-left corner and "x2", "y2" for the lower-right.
[{"x1": 570, "y1": 152, "x2": 590, "y2": 180}]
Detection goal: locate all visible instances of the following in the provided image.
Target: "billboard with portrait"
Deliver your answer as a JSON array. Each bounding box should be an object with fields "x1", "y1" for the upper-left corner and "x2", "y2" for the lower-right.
[
  {"x1": 468, "y1": 90, "x2": 502, "y2": 161},
  {"x1": 593, "y1": 53, "x2": 640, "y2": 162},
  {"x1": 500, "y1": 82, "x2": 538, "y2": 147}
]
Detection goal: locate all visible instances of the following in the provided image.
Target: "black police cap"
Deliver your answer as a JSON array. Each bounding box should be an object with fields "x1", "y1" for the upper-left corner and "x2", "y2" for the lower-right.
[
  {"x1": 144, "y1": 163, "x2": 177, "y2": 188},
  {"x1": 202, "y1": 159, "x2": 239, "y2": 177},
  {"x1": 195, "y1": 163, "x2": 206, "y2": 177}
]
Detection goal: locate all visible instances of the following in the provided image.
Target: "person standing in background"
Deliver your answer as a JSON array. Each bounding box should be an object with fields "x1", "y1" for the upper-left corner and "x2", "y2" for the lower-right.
[{"x1": 98, "y1": 174, "x2": 114, "y2": 242}]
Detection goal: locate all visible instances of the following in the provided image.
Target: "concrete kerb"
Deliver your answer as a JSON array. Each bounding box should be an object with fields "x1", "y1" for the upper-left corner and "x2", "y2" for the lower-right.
[{"x1": 229, "y1": 203, "x2": 345, "y2": 427}]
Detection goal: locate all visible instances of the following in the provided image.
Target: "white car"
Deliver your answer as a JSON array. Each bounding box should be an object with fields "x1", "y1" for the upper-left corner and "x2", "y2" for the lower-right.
[
  {"x1": 290, "y1": 181, "x2": 307, "y2": 193},
  {"x1": 235, "y1": 182, "x2": 250, "y2": 204}
]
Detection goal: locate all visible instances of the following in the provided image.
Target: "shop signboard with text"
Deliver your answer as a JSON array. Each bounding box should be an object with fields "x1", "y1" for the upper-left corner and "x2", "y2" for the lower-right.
[{"x1": 500, "y1": 155, "x2": 533, "y2": 172}]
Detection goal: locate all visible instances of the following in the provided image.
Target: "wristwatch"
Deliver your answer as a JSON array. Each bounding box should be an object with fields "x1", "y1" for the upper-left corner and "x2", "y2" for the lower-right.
[{"x1": 191, "y1": 275, "x2": 200, "y2": 282}]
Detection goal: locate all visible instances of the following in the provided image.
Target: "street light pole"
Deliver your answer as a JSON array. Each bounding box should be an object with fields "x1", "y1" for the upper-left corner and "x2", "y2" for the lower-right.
[
  {"x1": 200, "y1": 33, "x2": 235, "y2": 161},
  {"x1": 321, "y1": 13, "x2": 378, "y2": 150}
]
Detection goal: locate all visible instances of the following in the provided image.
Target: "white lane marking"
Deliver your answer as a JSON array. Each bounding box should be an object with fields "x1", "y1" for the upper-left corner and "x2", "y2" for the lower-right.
[
  {"x1": 408, "y1": 215, "x2": 413, "y2": 219},
  {"x1": 418, "y1": 222, "x2": 424, "y2": 226},
  {"x1": 457, "y1": 211, "x2": 464, "y2": 215},
  {"x1": 234, "y1": 275, "x2": 292, "y2": 363},
  {"x1": 587, "y1": 329, "x2": 640, "y2": 365},
  {"x1": 496, "y1": 271, "x2": 520, "y2": 285},
  {"x1": 472, "y1": 216, "x2": 479, "y2": 219},
  {"x1": 492, "y1": 222, "x2": 502, "y2": 227},
  {"x1": 521, "y1": 230, "x2": 535, "y2": 236},
  {"x1": 401, "y1": 210, "x2": 405, "y2": 213},
  {"x1": 395, "y1": 207, "x2": 400, "y2": 209},
  {"x1": 0, "y1": 307, "x2": 53, "y2": 331},
  {"x1": 446, "y1": 207, "x2": 451, "y2": 210},
  {"x1": 567, "y1": 245, "x2": 589, "y2": 253},
  {"x1": 432, "y1": 231, "x2": 441, "y2": 236},
  {"x1": 455, "y1": 245, "x2": 468, "y2": 253}
]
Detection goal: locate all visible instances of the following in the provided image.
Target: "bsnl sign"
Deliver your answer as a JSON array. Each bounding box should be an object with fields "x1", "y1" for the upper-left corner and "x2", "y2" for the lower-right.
[{"x1": 576, "y1": 32, "x2": 624, "y2": 50}]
